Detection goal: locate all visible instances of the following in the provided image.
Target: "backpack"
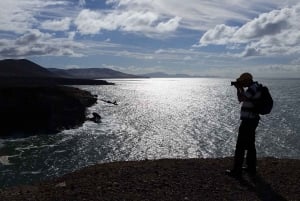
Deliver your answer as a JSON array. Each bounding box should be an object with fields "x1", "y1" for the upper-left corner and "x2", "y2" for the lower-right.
[{"x1": 254, "y1": 85, "x2": 273, "y2": 115}]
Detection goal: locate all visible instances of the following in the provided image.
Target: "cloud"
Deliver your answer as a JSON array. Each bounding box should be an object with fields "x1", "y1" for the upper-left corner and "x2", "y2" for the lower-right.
[
  {"x1": 105, "y1": 0, "x2": 300, "y2": 32},
  {"x1": 290, "y1": 58, "x2": 300, "y2": 65},
  {"x1": 15, "y1": 29, "x2": 51, "y2": 45},
  {"x1": 0, "y1": 30, "x2": 83, "y2": 58},
  {"x1": 156, "y1": 17, "x2": 181, "y2": 33},
  {"x1": 68, "y1": 31, "x2": 76, "y2": 40},
  {"x1": 1, "y1": 0, "x2": 299, "y2": 38},
  {"x1": 78, "y1": 0, "x2": 86, "y2": 7},
  {"x1": 74, "y1": 9, "x2": 181, "y2": 37},
  {"x1": 72, "y1": 0, "x2": 300, "y2": 38},
  {"x1": 0, "y1": 0, "x2": 72, "y2": 34},
  {"x1": 102, "y1": 63, "x2": 164, "y2": 74},
  {"x1": 198, "y1": 3, "x2": 300, "y2": 57},
  {"x1": 183, "y1": 56, "x2": 192, "y2": 61},
  {"x1": 41, "y1": 17, "x2": 72, "y2": 31},
  {"x1": 199, "y1": 24, "x2": 239, "y2": 46},
  {"x1": 248, "y1": 64, "x2": 300, "y2": 77}
]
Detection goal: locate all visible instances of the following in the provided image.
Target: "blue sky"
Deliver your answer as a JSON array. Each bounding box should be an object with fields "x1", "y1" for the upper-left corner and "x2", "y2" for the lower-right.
[{"x1": 1, "y1": 0, "x2": 300, "y2": 78}]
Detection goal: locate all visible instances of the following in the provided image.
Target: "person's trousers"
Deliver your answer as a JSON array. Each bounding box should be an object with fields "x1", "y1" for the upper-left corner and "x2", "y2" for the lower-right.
[{"x1": 233, "y1": 119, "x2": 259, "y2": 173}]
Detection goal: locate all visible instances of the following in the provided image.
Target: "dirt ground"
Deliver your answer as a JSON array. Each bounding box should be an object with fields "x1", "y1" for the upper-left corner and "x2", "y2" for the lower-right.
[{"x1": 0, "y1": 157, "x2": 299, "y2": 201}]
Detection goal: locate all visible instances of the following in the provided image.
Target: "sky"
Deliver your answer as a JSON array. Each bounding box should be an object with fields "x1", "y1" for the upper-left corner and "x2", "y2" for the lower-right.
[{"x1": 1, "y1": 0, "x2": 300, "y2": 78}]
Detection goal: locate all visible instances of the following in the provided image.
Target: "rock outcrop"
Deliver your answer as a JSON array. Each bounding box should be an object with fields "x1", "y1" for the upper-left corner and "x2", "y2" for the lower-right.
[{"x1": 0, "y1": 86, "x2": 97, "y2": 137}]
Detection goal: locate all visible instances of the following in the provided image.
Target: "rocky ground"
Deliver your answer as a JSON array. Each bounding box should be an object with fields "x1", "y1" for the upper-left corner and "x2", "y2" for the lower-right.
[{"x1": 0, "y1": 157, "x2": 299, "y2": 201}]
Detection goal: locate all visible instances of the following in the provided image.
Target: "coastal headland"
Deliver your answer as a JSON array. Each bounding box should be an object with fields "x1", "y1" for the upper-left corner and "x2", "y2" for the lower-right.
[
  {"x1": 0, "y1": 85, "x2": 100, "y2": 137},
  {"x1": 0, "y1": 157, "x2": 299, "y2": 201},
  {"x1": 0, "y1": 59, "x2": 116, "y2": 137}
]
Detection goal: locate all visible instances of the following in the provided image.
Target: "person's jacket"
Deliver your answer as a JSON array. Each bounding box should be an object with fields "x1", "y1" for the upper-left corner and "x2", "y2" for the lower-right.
[{"x1": 237, "y1": 82, "x2": 261, "y2": 120}]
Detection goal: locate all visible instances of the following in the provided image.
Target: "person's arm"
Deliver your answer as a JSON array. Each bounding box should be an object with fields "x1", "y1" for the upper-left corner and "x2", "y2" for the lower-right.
[
  {"x1": 237, "y1": 87, "x2": 246, "y2": 102},
  {"x1": 237, "y1": 84, "x2": 257, "y2": 103}
]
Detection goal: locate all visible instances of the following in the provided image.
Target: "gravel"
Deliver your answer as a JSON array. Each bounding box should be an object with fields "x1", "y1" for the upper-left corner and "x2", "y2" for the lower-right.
[{"x1": 0, "y1": 157, "x2": 299, "y2": 201}]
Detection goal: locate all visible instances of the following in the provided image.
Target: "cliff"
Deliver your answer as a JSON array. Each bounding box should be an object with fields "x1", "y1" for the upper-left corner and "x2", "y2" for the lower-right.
[{"x1": 0, "y1": 86, "x2": 97, "y2": 137}]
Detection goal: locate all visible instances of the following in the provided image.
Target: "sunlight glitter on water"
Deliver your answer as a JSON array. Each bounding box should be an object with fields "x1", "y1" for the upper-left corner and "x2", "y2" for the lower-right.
[{"x1": 85, "y1": 78, "x2": 240, "y2": 160}]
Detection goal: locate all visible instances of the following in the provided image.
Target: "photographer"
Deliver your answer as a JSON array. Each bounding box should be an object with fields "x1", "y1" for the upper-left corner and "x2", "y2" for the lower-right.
[{"x1": 226, "y1": 73, "x2": 261, "y2": 178}]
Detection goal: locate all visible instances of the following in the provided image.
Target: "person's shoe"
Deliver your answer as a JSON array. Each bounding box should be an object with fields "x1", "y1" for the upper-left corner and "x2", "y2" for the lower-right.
[{"x1": 225, "y1": 169, "x2": 242, "y2": 178}]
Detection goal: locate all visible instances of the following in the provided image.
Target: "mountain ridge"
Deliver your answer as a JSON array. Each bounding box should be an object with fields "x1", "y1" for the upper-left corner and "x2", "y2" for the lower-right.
[
  {"x1": 48, "y1": 67, "x2": 146, "y2": 79},
  {"x1": 0, "y1": 59, "x2": 145, "y2": 83},
  {"x1": 139, "y1": 72, "x2": 220, "y2": 78},
  {"x1": 0, "y1": 59, "x2": 113, "y2": 86},
  {"x1": 0, "y1": 59, "x2": 58, "y2": 78}
]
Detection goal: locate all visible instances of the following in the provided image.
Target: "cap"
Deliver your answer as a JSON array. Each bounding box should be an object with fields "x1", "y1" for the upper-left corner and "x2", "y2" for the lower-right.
[{"x1": 237, "y1": 72, "x2": 253, "y2": 82}]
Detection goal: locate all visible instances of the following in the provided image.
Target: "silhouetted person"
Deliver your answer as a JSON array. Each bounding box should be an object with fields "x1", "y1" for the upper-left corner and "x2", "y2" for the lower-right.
[{"x1": 226, "y1": 73, "x2": 261, "y2": 178}]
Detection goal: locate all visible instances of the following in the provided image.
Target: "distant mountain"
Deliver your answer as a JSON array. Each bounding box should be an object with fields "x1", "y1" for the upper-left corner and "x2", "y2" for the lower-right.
[
  {"x1": 0, "y1": 59, "x2": 58, "y2": 78},
  {"x1": 0, "y1": 59, "x2": 113, "y2": 86},
  {"x1": 0, "y1": 58, "x2": 145, "y2": 81},
  {"x1": 140, "y1": 72, "x2": 193, "y2": 78},
  {"x1": 140, "y1": 72, "x2": 221, "y2": 78},
  {"x1": 49, "y1": 68, "x2": 146, "y2": 79}
]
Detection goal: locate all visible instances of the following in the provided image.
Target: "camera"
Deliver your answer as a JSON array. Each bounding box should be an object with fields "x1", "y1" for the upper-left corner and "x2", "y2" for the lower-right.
[{"x1": 231, "y1": 81, "x2": 239, "y2": 86}]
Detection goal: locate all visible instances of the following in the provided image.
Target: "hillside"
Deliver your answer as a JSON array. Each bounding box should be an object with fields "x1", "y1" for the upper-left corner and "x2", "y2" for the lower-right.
[
  {"x1": 0, "y1": 59, "x2": 58, "y2": 78},
  {"x1": 0, "y1": 59, "x2": 113, "y2": 86},
  {"x1": 0, "y1": 59, "x2": 108, "y2": 136},
  {"x1": 140, "y1": 72, "x2": 221, "y2": 78},
  {"x1": 49, "y1": 68, "x2": 146, "y2": 79}
]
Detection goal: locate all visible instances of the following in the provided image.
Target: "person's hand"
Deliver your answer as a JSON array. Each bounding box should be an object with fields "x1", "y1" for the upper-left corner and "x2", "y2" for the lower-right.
[{"x1": 234, "y1": 82, "x2": 243, "y2": 90}]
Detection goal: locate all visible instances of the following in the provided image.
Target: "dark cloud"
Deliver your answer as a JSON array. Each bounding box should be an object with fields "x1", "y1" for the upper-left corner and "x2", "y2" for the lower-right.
[
  {"x1": 15, "y1": 31, "x2": 44, "y2": 45},
  {"x1": 0, "y1": 31, "x2": 83, "y2": 58}
]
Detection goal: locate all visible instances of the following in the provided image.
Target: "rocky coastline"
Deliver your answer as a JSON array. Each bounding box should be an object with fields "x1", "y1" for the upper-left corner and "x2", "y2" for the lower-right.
[
  {"x1": 0, "y1": 59, "x2": 118, "y2": 137},
  {"x1": 0, "y1": 157, "x2": 299, "y2": 201},
  {"x1": 0, "y1": 85, "x2": 99, "y2": 137}
]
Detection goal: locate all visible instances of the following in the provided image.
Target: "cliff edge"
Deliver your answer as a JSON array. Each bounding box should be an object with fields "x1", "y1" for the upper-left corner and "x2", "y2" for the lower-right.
[{"x1": 0, "y1": 157, "x2": 299, "y2": 201}]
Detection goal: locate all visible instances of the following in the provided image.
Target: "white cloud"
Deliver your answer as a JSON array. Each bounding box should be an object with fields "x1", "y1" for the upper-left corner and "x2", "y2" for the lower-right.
[
  {"x1": 105, "y1": 0, "x2": 300, "y2": 32},
  {"x1": 156, "y1": 17, "x2": 181, "y2": 33},
  {"x1": 68, "y1": 31, "x2": 76, "y2": 40},
  {"x1": 78, "y1": 0, "x2": 86, "y2": 7},
  {"x1": 2, "y1": 0, "x2": 299, "y2": 38},
  {"x1": 183, "y1": 56, "x2": 192, "y2": 61},
  {"x1": 72, "y1": 0, "x2": 300, "y2": 39},
  {"x1": 199, "y1": 24, "x2": 239, "y2": 46},
  {"x1": 41, "y1": 17, "x2": 72, "y2": 31},
  {"x1": 0, "y1": 0, "x2": 71, "y2": 34},
  {"x1": 74, "y1": 9, "x2": 180, "y2": 37},
  {"x1": 198, "y1": 3, "x2": 300, "y2": 57}
]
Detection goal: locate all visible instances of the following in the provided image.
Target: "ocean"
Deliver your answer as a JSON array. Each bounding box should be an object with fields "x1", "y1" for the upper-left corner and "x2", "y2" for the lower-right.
[{"x1": 0, "y1": 78, "x2": 299, "y2": 187}]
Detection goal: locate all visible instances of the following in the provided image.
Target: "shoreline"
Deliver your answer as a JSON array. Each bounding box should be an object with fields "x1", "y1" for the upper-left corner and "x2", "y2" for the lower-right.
[{"x1": 0, "y1": 157, "x2": 299, "y2": 201}]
